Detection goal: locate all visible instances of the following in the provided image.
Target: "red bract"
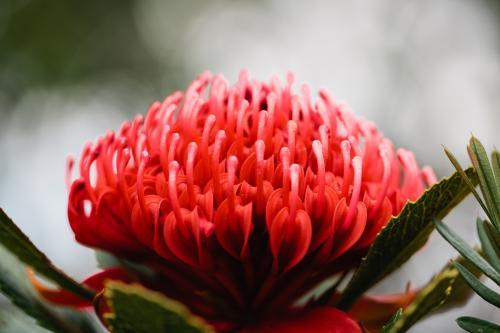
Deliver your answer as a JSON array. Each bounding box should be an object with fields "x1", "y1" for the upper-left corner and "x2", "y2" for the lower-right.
[{"x1": 66, "y1": 71, "x2": 435, "y2": 332}]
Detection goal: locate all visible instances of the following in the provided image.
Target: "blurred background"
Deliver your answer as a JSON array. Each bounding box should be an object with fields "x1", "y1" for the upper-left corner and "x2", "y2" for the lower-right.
[{"x1": 0, "y1": 0, "x2": 499, "y2": 331}]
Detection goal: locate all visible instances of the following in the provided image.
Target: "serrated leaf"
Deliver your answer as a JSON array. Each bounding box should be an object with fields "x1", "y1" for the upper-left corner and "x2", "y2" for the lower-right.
[
  {"x1": 457, "y1": 316, "x2": 500, "y2": 333},
  {"x1": 387, "y1": 265, "x2": 458, "y2": 333},
  {"x1": 104, "y1": 281, "x2": 214, "y2": 333},
  {"x1": 0, "y1": 245, "x2": 97, "y2": 333},
  {"x1": 337, "y1": 168, "x2": 477, "y2": 310},
  {"x1": 379, "y1": 308, "x2": 402, "y2": 333},
  {"x1": 468, "y1": 136, "x2": 500, "y2": 228},
  {"x1": 434, "y1": 219, "x2": 500, "y2": 286},
  {"x1": 0, "y1": 208, "x2": 94, "y2": 301},
  {"x1": 454, "y1": 262, "x2": 500, "y2": 307},
  {"x1": 477, "y1": 219, "x2": 500, "y2": 272}
]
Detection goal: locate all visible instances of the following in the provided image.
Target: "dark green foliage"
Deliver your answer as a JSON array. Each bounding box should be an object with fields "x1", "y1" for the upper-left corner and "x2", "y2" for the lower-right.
[{"x1": 436, "y1": 137, "x2": 500, "y2": 331}]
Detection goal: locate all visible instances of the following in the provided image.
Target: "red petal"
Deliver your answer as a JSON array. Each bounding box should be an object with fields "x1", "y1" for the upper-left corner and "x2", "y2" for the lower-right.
[
  {"x1": 68, "y1": 181, "x2": 144, "y2": 255},
  {"x1": 269, "y1": 207, "x2": 312, "y2": 272},
  {"x1": 355, "y1": 197, "x2": 392, "y2": 249},
  {"x1": 240, "y1": 152, "x2": 257, "y2": 184},
  {"x1": 240, "y1": 307, "x2": 361, "y2": 333},
  {"x1": 164, "y1": 207, "x2": 214, "y2": 268},
  {"x1": 331, "y1": 202, "x2": 367, "y2": 260},
  {"x1": 265, "y1": 189, "x2": 284, "y2": 231},
  {"x1": 130, "y1": 194, "x2": 165, "y2": 247},
  {"x1": 304, "y1": 186, "x2": 338, "y2": 251},
  {"x1": 215, "y1": 199, "x2": 253, "y2": 260}
]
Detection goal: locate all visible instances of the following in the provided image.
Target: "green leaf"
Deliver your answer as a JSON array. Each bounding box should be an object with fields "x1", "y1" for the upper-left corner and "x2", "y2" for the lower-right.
[
  {"x1": 0, "y1": 208, "x2": 94, "y2": 301},
  {"x1": 387, "y1": 265, "x2": 458, "y2": 333},
  {"x1": 454, "y1": 262, "x2": 500, "y2": 307},
  {"x1": 0, "y1": 245, "x2": 98, "y2": 333},
  {"x1": 493, "y1": 149, "x2": 500, "y2": 221},
  {"x1": 337, "y1": 168, "x2": 477, "y2": 310},
  {"x1": 380, "y1": 308, "x2": 402, "y2": 333},
  {"x1": 0, "y1": 272, "x2": 75, "y2": 333},
  {"x1": 0, "y1": 306, "x2": 53, "y2": 333},
  {"x1": 434, "y1": 219, "x2": 500, "y2": 286},
  {"x1": 104, "y1": 281, "x2": 214, "y2": 333},
  {"x1": 468, "y1": 136, "x2": 500, "y2": 228},
  {"x1": 477, "y1": 219, "x2": 500, "y2": 272},
  {"x1": 444, "y1": 146, "x2": 493, "y2": 222},
  {"x1": 457, "y1": 316, "x2": 500, "y2": 333}
]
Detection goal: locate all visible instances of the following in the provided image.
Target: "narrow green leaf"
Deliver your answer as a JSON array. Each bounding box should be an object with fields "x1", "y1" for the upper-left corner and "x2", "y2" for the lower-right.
[
  {"x1": 493, "y1": 149, "x2": 500, "y2": 217},
  {"x1": 454, "y1": 262, "x2": 500, "y2": 307},
  {"x1": 380, "y1": 308, "x2": 403, "y2": 333},
  {"x1": 477, "y1": 219, "x2": 500, "y2": 272},
  {"x1": 444, "y1": 146, "x2": 493, "y2": 222},
  {"x1": 0, "y1": 208, "x2": 94, "y2": 301},
  {"x1": 434, "y1": 219, "x2": 500, "y2": 286},
  {"x1": 468, "y1": 136, "x2": 500, "y2": 228},
  {"x1": 457, "y1": 316, "x2": 500, "y2": 333},
  {"x1": 337, "y1": 168, "x2": 477, "y2": 310},
  {"x1": 0, "y1": 245, "x2": 97, "y2": 333},
  {"x1": 104, "y1": 281, "x2": 215, "y2": 333},
  {"x1": 387, "y1": 265, "x2": 458, "y2": 333}
]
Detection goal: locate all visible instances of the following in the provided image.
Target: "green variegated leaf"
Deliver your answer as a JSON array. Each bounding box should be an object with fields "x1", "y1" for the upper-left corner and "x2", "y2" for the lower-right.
[
  {"x1": 387, "y1": 263, "x2": 459, "y2": 332},
  {"x1": 104, "y1": 281, "x2": 214, "y2": 333},
  {"x1": 337, "y1": 168, "x2": 477, "y2": 310},
  {"x1": 435, "y1": 252, "x2": 483, "y2": 313},
  {"x1": 457, "y1": 316, "x2": 500, "y2": 333},
  {"x1": 0, "y1": 209, "x2": 94, "y2": 301}
]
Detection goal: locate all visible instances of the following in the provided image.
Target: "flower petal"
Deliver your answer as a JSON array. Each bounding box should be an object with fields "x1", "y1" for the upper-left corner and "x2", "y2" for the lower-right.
[
  {"x1": 215, "y1": 199, "x2": 253, "y2": 261},
  {"x1": 269, "y1": 208, "x2": 312, "y2": 272}
]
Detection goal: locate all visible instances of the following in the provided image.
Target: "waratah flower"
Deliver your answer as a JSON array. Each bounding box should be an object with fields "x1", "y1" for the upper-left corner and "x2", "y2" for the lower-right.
[{"x1": 65, "y1": 70, "x2": 436, "y2": 332}]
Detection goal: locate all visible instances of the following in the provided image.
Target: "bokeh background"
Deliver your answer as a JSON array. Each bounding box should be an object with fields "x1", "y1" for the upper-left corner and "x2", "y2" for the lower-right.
[{"x1": 1, "y1": 0, "x2": 499, "y2": 331}]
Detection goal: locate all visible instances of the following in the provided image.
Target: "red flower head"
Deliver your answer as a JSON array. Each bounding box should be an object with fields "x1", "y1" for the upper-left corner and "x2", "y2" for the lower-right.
[{"x1": 66, "y1": 71, "x2": 436, "y2": 332}]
